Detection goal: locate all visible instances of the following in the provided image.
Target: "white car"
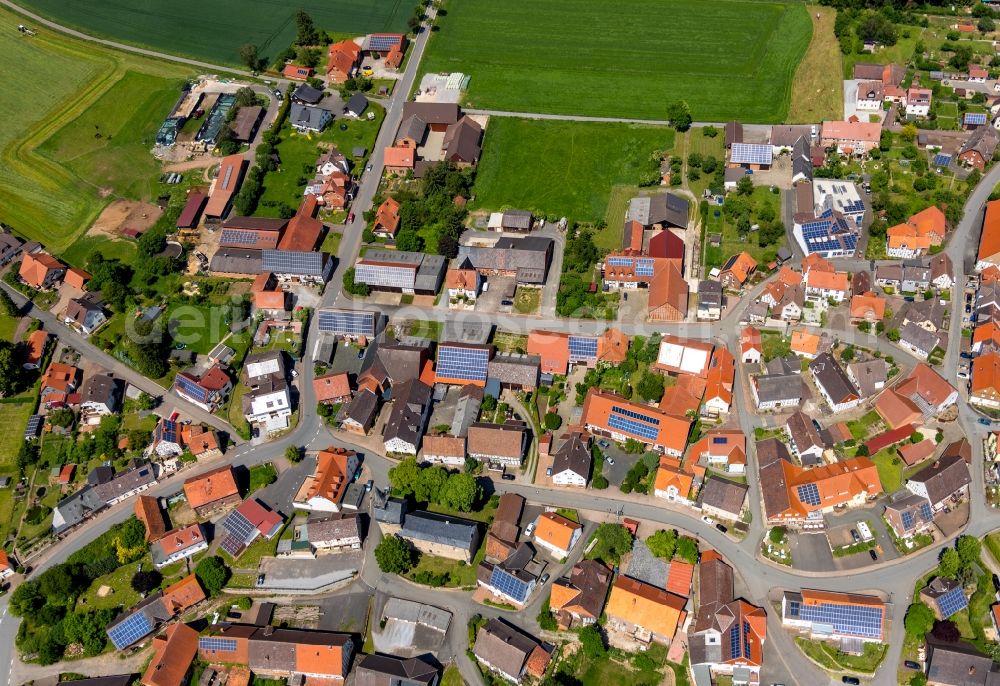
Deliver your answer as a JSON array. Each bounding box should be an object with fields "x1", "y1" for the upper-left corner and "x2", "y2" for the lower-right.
[
  {"x1": 525, "y1": 522, "x2": 536, "y2": 538},
  {"x1": 605, "y1": 457, "x2": 615, "y2": 466},
  {"x1": 701, "y1": 515, "x2": 713, "y2": 524}
]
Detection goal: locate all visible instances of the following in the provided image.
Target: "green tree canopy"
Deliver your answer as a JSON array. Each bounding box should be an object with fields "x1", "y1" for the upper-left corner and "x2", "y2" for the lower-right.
[
  {"x1": 904, "y1": 602, "x2": 935, "y2": 639},
  {"x1": 375, "y1": 535, "x2": 416, "y2": 574},
  {"x1": 646, "y1": 529, "x2": 677, "y2": 560},
  {"x1": 195, "y1": 555, "x2": 230, "y2": 596}
]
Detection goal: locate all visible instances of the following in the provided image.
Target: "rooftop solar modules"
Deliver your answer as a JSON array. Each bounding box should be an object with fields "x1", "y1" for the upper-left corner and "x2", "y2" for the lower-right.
[
  {"x1": 936, "y1": 587, "x2": 968, "y2": 618},
  {"x1": 568, "y1": 335, "x2": 598, "y2": 360},
  {"x1": 199, "y1": 637, "x2": 239, "y2": 653},
  {"x1": 317, "y1": 308, "x2": 375, "y2": 336},
  {"x1": 797, "y1": 483, "x2": 821, "y2": 506},
  {"x1": 368, "y1": 34, "x2": 402, "y2": 52},
  {"x1": 965, "y1": 112, "x2": 988, "y2": 125},
  {"x1": 606, "y1": 256, "x2": 634, "y2": 267},
  {"x1": 107, "y1": 611, "x2": 155, "y2": 649},
  {"x1": 901, "y1": 510, "x2": 915, "y2": 530},
  {"x1": 24, "y1": 414, "x2": 42, "y2": 439},
  {"x1": 437, "y1": 345, "x2": 489, "y2": 382},
  {"x1": 607, "y1": 414, "x2": 658, "y2": 441},
  {"x1": 730, "y1": 143, "x2": 773, "y2": 166},
  {"x1": 490, "y1": 567, "x2": 530, "y2": 602},
  {"x1": 262, "y1": 250, "x2": 324, "y2": 276},
  {"x1": 636, "y1": 258, "x2": 655, "y2": 277},
  {"x1": 932, "y1": 154, "x2": 952, "y2": 167},
  {"x1": 175, "y1": 375, "x2": 209, "y2": 404},
  {"x1": 797, "y1": 600, "x2": 884, "y2": 639}
]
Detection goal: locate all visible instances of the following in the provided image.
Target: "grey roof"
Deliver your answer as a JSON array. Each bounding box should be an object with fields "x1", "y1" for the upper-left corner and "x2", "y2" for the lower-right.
[
  {"x1": 900, "y1": 321, "x2": 941, "y2": 355},
  {"x1": 926, "y1": 641, "x2": 1000, "y2": 686},
  {"x1": 753, "y1": 372, "x2": 806, "y2": 403},
  {"x1": 931, "y1": 253, "x2": 953, "y2": 282},
  {"x1": 302, "y1": 513, "x2": 361, "y2": 544},
  {"x1": 381, "y1": 597, "x2": 451, "y2": 632},
  {"x1": 847, "y1": 359, "x2": 888, "y2": 398},
  {"x1": 501, "y1": 210, "x2": 534, "y2": 231},
  {"x1": 875, "y1": 264, "x2": 902, "y2": 283},
  {"x1": 65, "y1": 297, "x2": 104, "y2": 329},
  {"x1": 452, "y1": 385, "x2": 483, "y2": 437},
  {"x1": 92, "y1": 461, "x2": 156, "y2": 503},
  {"x1": 292, "y1": 83, "x2": 324, "y2": 104},
  {"x1": 0, "y1": 231, "x2": 23, "y2": 260},
  {"x1": 243, "y1": 350, "x2": 286, "y2": 381},
  {"x1": 402, "y1": 510, "x2": 479, "y2": 550},
  {"x1": 760, "y1": 456, "x2": 792, "y2": 520},
  {"x1": 698, "y1": 279, "x2": 723, "y2": 307},
  {"x1": 343, "y1": 388, "x2": 379, "y2": 428},
  {"x1": 700, "y1": 477, "x2": 748, "y2": 517},
  {"x1": 60, "y1": 677, "x2": 132, "y2": 686},
  {"x1": 724, "y1": 121, "x2": 743, "y2": 148},
  {"x1": 397, "y1": 114, "x2": 427, "y2": 144},
  {"x1": 355, "y1": 654, "x2": 438, "y2": 686},
  {"x1": 289, "y1": 104, "x2": 331, "y2": 131},
  {"x1": 627, "y1": 194, "x2": 689, "y2": 228},
  {"x1": 551, "y1": 433, "x2": 592, "y2": 480},
  {"x1": 53, "y1": 485, "x2": 106, "y2": 531},
  {"x1": 904, "y1": 297, "x2": 946, "y2": 329},
  {"x1": 488, "y1": 354, "x2": 540, "y2": 387},
  {"x1": 373, "y1": 492, "x2": 408, "y2": 525},
  {"x1": 809, "y1": 352, "x2": 859, "y2": 405},
  {"x1": 765, "y1": 354, "x2": 800, "y2": 376},
  {"x1": 458, "y1": 236, "x2": 553, "y2": 284},
  {"x1": 756, "y1": 437, "x2": 793, "y2": 468},
  {"x1": 786, "y1": 410, "x2": 824, "y2": 454},
  {"x1": 230, "y1": 105, "x2": 263, "y2": 142},
  {"x1": 959, "y1": 124, "x2": 1000, "y2": 161},
  {"x1": 771, "y1": 125, "x2": 811, "y2": 148},
  {"x1": 210, "y1": 247, "x2": 262, "y2": 275},
  {"x1": 474, "y1": 618, "x2": 544, "y2": 681},
  {"x1": 262, "y1": 249, "x2": 327, "y2": 277},
  {"x1": 371, "y1": 336, "x2": 431, "y2": 384},
  {"x1": 80, "y1": 373, "x2": 120, "y2": 409},
  {"x1": 383, "y1": 378, "x2": 432, "y2": 448},
  {"x1": 347, "y1": 93, "x2": 369, "y2": 115},
  {"x1": 909, "y1": 455, "x2": 971, "y2": 506},
  {"x1": 792, "y1": 135, "x2": 813, "y2": 181}
]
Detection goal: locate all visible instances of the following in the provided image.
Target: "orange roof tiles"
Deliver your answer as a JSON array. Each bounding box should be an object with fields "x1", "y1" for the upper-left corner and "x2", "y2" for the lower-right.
[
  {"x1": 806, "y1": 269, "x2": 849, "y2": 292},
  {"x1": 802, "y1": 253, "x2": 835, "y2": 274},
  {"x1": 41, "y1": 362, "x2": 78, "y2": 392},
  {"x1": 183, "y1": 466, "x2": 239, "y2": 511},
  {"x1": 791, "y1": 330, "x2": 821, "y2": 356},
  {"x1": 135, "y1": 495, "x2": 168, "y2": 542},
  {"x1": 721, "y1": 251, "x2": 757, "y2": 286},
  {"x1": 654, "y1": 457, "x2": 694, "y2": 498},
  {"x1": 776, "y1": 265, "x2": 803, "y2": 286},
  {"x1": 982, "y1": 265, "x2": 1000, "y2": 284},
  {"x1": 527, "y1": 331, "x2": 570, "y2": 375},
  {"x1": 597, "y1": 328, "x2": 629, "y2": 363},
  {"x1": 179, "y1": 425, "x2": 221, "y2": 457},
  {"x1": 374, "y1": 197, "x2": 401, "y2": 236},
  {"x1": 666, "y1": 560, "x2": 695, "y2": 597},
  {"x1": 581, "y1": 388, "x2": 691, "y2": 455},
  {"x1": 896, "y1": 363, "x2": 957, "y2": 409},
  {"x1": 64, "y1": 267, "x2": 90, "y2": 290},
  {"x1": 314, "y1": 373, "x2": 351, "y2": 403},
  {"x1": 19, "y1": 252, "x2": 64, "y2": 289},
  {"x1": 875, "y1": 390, "x2": 923, "y2": 429},
  {"x1": 850, "y1": 292, "x2": 887, "y2": 321},
  {"x1": 973, "y1": 351, "x2": 1000, "y2": 401},
  {"x1": 142, "y1": 623, "x2": 199, "y2": 686},
  {"x1": 888, "y1": 206, "x2": 946, "y2": 253},
  {"x1": 606, "y1": 576, "x2": 686, "y2": 640},
  {"x1": 446, "y1": 268, "x2": 479, "y2": 290},
  {"x1": 648, "y1": 261, "x2": 688, "y2": 320},
  {"x1": 327, "y1": 39, "x2": 361, "y2": 79},
  {"x1": 384, "y1": 147, "x2": 415, "y2": 168},
  {"x1": 740, "y1": 326, "x2": 762, "y2": 355},
  {"x1": 204, "y1": 155, "x2": 247, "y2": 217},
  {"x1": 254, "y1": 289, "x2": 288, "y2": 311},
  {"x1": 769, "y1": 457, "x2": 882, "y2": 519},
  {"x1": 980, "y1": 199, "x2": 1000, "y2": 264},
  {"x1": 975, "y1": 321, "x2": 1000, "y2": 348},
  {"x1": 301, "y1": 447, "x2": 356, "y2": 505},
  {"x1": 282, "y1": 64, "x2": 313, "y2": 80},
  {"x1": 251, "y1": 272, "x2": 273, "y2": 293},
  {"x1": 659, "y1": 382, "x2": 703, "y2": 418},
  {"x1": 162, "y1": 572, "x2": 206, "y2": 613},
  {"x1": 25, "y1": 329, "x2": 49, "y2": 365},
  {"x1": 534, "y1": 512, "x2": 582, "y2": 552},
  {"x1": 822, "y1": 120, "x2": 882, "y2": 145},
  {"x1": 278, "y1": 197, "x2": 323, "y2": 252}
]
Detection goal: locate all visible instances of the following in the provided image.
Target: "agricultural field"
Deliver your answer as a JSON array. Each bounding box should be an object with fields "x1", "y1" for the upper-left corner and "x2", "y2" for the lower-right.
[
  {"x1": 788, "y1": 6, "x2": 843, "y2": 123},
  {"x1": 472, "y1": 118, "x2": 673, "y2": 225},
  {"x1": 0, "y1": 4, "x2": 191, "y2": 253},
  {"x1": 422, "y1": 0, "x2": 812, "y2": 122},
  {"x1": 16, "y1": 0, "x2": 410, "y2": 65}
]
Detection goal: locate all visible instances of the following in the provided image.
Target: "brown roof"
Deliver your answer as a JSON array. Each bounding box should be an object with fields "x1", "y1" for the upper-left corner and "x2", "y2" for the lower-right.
[
  {"x1": 183, "y1": 466, "x2": 239, "y2": 510},
  {"x1": 467, "y1": 422, "x2": 526, "y2": 460},
  {"x1": 314, "y1": 373, "x2": 351, "y2": 402},
  {"x1": 474, "y1": 619, "x2": 548, "y2": 681},
  {"x1": 135, "y1": 495, "x2": 168, "y2": 542},
  {"x1": 490, "y1": 493, "x2": 524, "y2": 545},
  {"x1": 909, "y1": 455, "x2": 971, "y2": 505},
  {"x1": 548, "y1": 559, "x2": 612, "y2": 621},
  {"x1": 421, "y1": 434, "x2": 466, "y2": 458},
  {"x1": 142, "y1": 624, "x2": 199, "y2": 686},
  {"x1": 698, "y1": 550, "x2": 735, "y2": 608},
  {"x1": 700, "y1": 477, "x2": 748, "y2": 517}
]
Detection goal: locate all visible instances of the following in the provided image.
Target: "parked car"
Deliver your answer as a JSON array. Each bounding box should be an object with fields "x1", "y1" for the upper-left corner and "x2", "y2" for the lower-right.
[
  {"x1": 256, "y1": 574, "x2": 266, "y2": 587},
  {"x1": 357, "y1": 349, "x2": 365, "y2": 359},
  {"x1": 904, "y1": 296, "x2": 915, "y2": 302},
  {"x1": 702, "y1": 516, "x2": 713, "y2": 524},
  {"x1": 868, "y1": 550, "x2": 878, "y2": 561},
  {"x1": 525, "y1": 523, "x2": 536, "y2": 537},
  {"x1": 904, "y1": 661, "x2": 921, "y2": 670},
  {"x1": 367, "y1": 163, "x2": 373, "y2": 172},
  {"x1": 502, "y1": 473, "x2": 515, "y2": 481},
  {"x1": 957, "y1": 369, "x2": 970, "y2": 380},
  {"x1": 606, "y1": 457, "x2": 615, "y2": 466},
  {"x1": 715, "y1": 523, "x2": 728, "y2": 533},
  {"x1": 979, "y1": 418, "x2": 993, "y2": 426},
  {"x1": 850, "y1": 529, "x2": 860, "y2": 543},
  {"x1": 546, "y1": 467, "x2": 553, "y2": 477},
  {"x1": 347, "y1": 212, "x2": 355, "y2": 223},
  {"x1": 365, "y1": 480, "x2": 374, "y2": 492},
  {"x1": 961, "y1": 351, "x2": 973, "y2": 359},
  {"x1": 540, "y1": 573, "x2": 550, "y2": 584},
  {"x1": 598, "y1": 440, "x2": 610, "y2": 448},
  {"x1": 842, "y1": 678, "x2": 860, "y2": 686}
]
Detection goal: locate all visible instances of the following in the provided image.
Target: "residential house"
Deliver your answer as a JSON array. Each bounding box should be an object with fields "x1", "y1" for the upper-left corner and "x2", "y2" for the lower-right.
[
  {"x1": 781, "y1": 590, "x2": 886, "y2": 642},
  {"x1": 856, "y1": 81, "x2": 884, "y2": 111},
  {"x1": 293, "y1": 448, "x2": 359, "y2": 512},
  {"x1": 477, "y1": 542, "x2": 538, "y2": 606},
  {"x1": 80, "y1": 374, "x2": 120, "y2": 416},
  {"x1": 924, "y1": 641, "x2": 1000, "y2": 686},
  {"x1": 198, "y1": 625, "x2": 354, "y2": 682},
  {"x1": 526, "y1": 328, "x2": 629, "y2": 376},
  {"x1": 739, "y1": 326, "x2": 762, "y2": 364},
  {"x1": 182, "y1": 466, "x2": 240, "y2": 518},
  {"x1": 341, "y1": 389, "x2": 381, "y2": 435},
  {"x1": 373, "y1": 197, "x2": 401, "y2": 238},
  {"x1": 719, "y1": 251, "x2": 757, "y2": 290},
  {"x1": 653, "y1": 457, "x2": 695, "y2": 503},
  {"x1": 850, "y1": 292, "x2": 887, "y2": 323},
  {"x1": 18, "y1": 252, "x2": 65, "y2": 289},
  {"x1": 810, "y1": 352, "x2": 862, "y2": 413},
  {"x1": 760, "y1": 455, "x2": 882, "y2": 526},
  {"x1": 400, "y1": 510, "x2": 480, "y2": 563},
  {"x1": 22, "y1": 329, "x2": 49, "y2": 370},
  {"x1": 697, "y1": 280, "x2": 724, "y2": 320},
  {"x1": 446, "y1": 266, "x2": 481, "y2": 304},
  {"x1": 689, "y1": 430, "x2": 747, "y2": 474},
  {"x1": 289, "y1": 104, "x2": 332, "y2": 133},
  {"x1": 689, "y1": 551, "x2": 767, "y2": 684},
  {"x1": 785, "y1": 411, "x2": 826, "y2": 465},
  {"x1": 326, "y1": 39, "x2": 362, "y2": 83},
  {"x1": 473, "y1": 619, "x2": 551, "y2": 684},
  {"x1": 532, "y1": 512, "x2": 582, "y2": 558},
  {"x1": 150, "y1": 523, "x2": 208, "y2": 568},
  {"x1": 173, "y1": 364, "x2": 231, "y2": 412},
  {"x1": 847, "y1": 359, "x2": 889, "y2": 398},
  {"x1": 803, "y1": 269, "x2": 849, "y2": 302},
  {"x1": 790, "y1": 330, "x2": 828, "y2": 360},
  {"x1": 383, "y1": 379, "x2": 433, "y2": 455},
  {"x1": 750, "y1": 373, "x2": 808, "y2": 411},
  {"x1": 63, "y1": 297, "x2": 107, "y2": 335},
  {"x1": 876, "y1": 363, "x2": 957, "y2": 425},
  {"x1": 920, "y1": 577, "x2": 968, "y2": 620},
  {"x1": 887, "y1": 206, "x2": 947, "y2": 257},
  {"x1": 141, "y1": 624, "x2": 199, "y2": 686},
  {"x1": 906, "y1": 455, "x2": 972, "y2": 510},
  {"x1": 899, "y1": 321, "x2": 942, "y2": 360},
  {"x1": 820, "y1": 120, "x2": 882, "y2": 155},
  {"x1": 700, "y1": 477, "x2": 749, "y2": 522},
  {"x1": 354, "y1": 655, "x2": 438, "y2": 686},
  {"x1": 290, "y1": 513, "x2": 363, "y2": 554},
  {"x1": 580, "y1": 388, "x2": 691, "y2": 457},
  {"x1": 548, "y1": 560, "x2": 612, "y2": 629},
  {"x1": 931, "y1": 252, "x2": 954, "y2": 290},
  {"x1": 218, "y1": 499, "x2": 284, "y2": 558},
  {"x1": 314, "y1": 373, "x2": 352, "y2": 405},
  {"x1": 135, "y1": 495, "x2": 169, "y2": 542},
  {"x1": 550, "y1": 432, "x2": 592, "y2": 487},
  {"x1": 485, "y1": 493, "x2": 524, "y2": 562},
  {"x1": 282, "y1": 64, "x2": 313, "y2": 80},
  {"x1": 40, "y1": 362, "x2": 79, "y2": 407},
  {"x1": 605, "y1": 575, "x2": 687, "y2": 646},
  {"x1": 884, "y1": 491, "x2": 936, "y2": 539},
  {"x1": 467, "y1": 421, "x2": 528, "y2": 466},
  {"x1": 109, "y1": 575, "x2": 205, "y2": 650},
  {"x1": 905, "y1": 87, "x2": 933, "y2": 117},
  {"x1": 904, "y1": 298, "x2": 947, "y2": 333},
  {"x1": 959, "y1": 124, "x2": 1000, "y2": 171}
]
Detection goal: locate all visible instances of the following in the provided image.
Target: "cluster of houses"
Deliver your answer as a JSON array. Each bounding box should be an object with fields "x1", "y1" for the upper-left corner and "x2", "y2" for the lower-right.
[
  {"x1": 968, "y1": 199, "x2": 1000, "y2": 410},
  {"x1": 384, "y1": 102, "x2": 483, "y2": 176}
]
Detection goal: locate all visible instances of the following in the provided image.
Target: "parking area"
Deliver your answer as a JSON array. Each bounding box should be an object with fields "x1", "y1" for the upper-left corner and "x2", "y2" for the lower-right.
[
  {"x1": 475, "y1": 275, "x2": 518, "y2": 313},
  {"x1": 259, "y1": 550, "x2": 363, "y2": 590},
  {"x1": 317, "y1": 590, "x2": 371, "y2": 633},
  {"x1": 788, "y1": 531, "x2": 835, "y2": 572}
]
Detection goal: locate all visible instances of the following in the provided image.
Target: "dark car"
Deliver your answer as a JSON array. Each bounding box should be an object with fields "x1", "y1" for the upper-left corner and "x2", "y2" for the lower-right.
[
  {"x1": 598, "y1": 440, "x2": 610, "y2": 448},
  {"x1": 961, "y1": 351, "x2": 973, "y2": 359},
  {"x1": 715, "y1": 523, "x2": 728, "y2": 534},
  {"x1": 850, "y1": 529, "x2": 860, "y2": 543},
  {"x1": 869, "y1": 550, "x2": 878, "y2": 561},
  {"x1": 904, "y1": 661, "x2": 921, "y2": 670},
  {"x1": 842, "y1": 678, "x2": 860, "y2": 685},
  {"x1": 979, "y1": 418, "x2": 993, "y2": 426},
  {"x1": 501, "y1": 473, "x2": 515, "y2": 481},
  {"x1": 993, "y1": 574, "x2": 1000, "y2": 591}
]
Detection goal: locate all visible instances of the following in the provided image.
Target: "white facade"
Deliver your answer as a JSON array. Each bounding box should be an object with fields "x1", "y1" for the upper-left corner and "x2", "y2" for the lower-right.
[
  {"x1": 385, "y1": 436, "x2": 419, "y2": 455},
  {"x1": 245, "y1": 386, "x2": 292, "y2": 430},
  {"x1": 704, "y1": 394, "x2": 731, "y2": 415},
  {"x1": 552, "y1": 468, "x2": 587, "y2": 487},
  {"x1": 153, "y1": 537, "x2": 208, "y2": 569},
  {"x1": 534, "y1": 527, "x2": 582, "y2": 559},
  {"x1": 804, "y1": 283, "x2": 847, "y2": 303},
  {"x1": 810, "y1": 371, "x2": 861, "y2": 414},
  {"x1": 420, "y1": 452, "x2": 466, "y2": 467},
  {"x1": 741, "y1": 347, "x2": 762, "y2": 364}
]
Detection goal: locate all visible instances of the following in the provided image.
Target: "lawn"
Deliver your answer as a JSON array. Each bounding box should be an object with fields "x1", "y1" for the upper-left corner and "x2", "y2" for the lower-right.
[
  {"x1": 0, "y1": 3, "x2": 192, "y2": 253},
  {"x1": 76, "y1": 557, "x2": 143, "y2": 611},
  {"x1": 0, "y1": 314, "x2": 19, "y2": 342},
  {"x1": 795, "y1": 638, "x2": 887, "y2": 674},
  {"x1": 0, "y1": 388, "x2": 38, "y2": 475},
  {"x1": 256, "y1": 106, "x2": 385, "y2": 217},
  {"x1": 472, "y1": 118, "x2": 673, "y2": 224},
  {"x1": 513, "y1": 287, "x2": 540, "y2": 315},
  {"x1": 15, "y1": 0, "x2": 411, "y2": 66},
  {"x1": 422, "y1": 0, "x2": 811, "y2": 122},
  {"x1": 440, "y1": 665, "x2": 463, "y2": 686},
  {"x1": 787, "y1": 6, "x2": 843, "y2": 123},
  {"x1": 870, "y1": 449, "x2": 904, "y2": 494},
  {"x1": 554, "y1": 642, "x2": 668, "y2": 686},
  {"x1": 702, "y1": 186, "x2": 784, "y2": 270},
  {"x1": 760, "y1": 331, "x2": 790, "y2": 363}
]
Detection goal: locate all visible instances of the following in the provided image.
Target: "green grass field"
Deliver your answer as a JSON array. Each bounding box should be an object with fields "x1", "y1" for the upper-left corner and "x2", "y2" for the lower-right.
[
  {"x1": 0, "y1": 4, "x2": 191, "y2": 253},
  {"x1": 422, "y1": 0, "x2": 812, "y2": 122},
  {"x1": 472, "y1": 118, "x2": 673, "y2": 224},
  {"x1": 16, "y1": 0, "x2": 410, "y2": 65}
]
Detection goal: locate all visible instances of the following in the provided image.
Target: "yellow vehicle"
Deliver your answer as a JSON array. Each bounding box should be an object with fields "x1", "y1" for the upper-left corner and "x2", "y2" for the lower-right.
[{"x1": 361, "y1": 66, "x2": 374, "y2": 77}]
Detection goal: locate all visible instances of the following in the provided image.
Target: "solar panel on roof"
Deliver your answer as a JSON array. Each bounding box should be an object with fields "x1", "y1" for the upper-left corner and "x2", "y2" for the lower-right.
[
  {"x1": 199, "y1": 637, "x2": 238, "y2": 652},
  {"x1": 901, "y1": 510, "x2": 915, "y2": 530},
  {"x1": 919, "y1": 502, "x2": 933, "y2": 521},
  {"x1": 437, "y1": 345, "x2": 489, "y2": 382},
  {"x1": 730, "y1": 143, "x2": 773, "y2": 166},
  {"x1": 368, "y1": 34, "x2": 401, "y2": 51},
  {"x1": 262, "y1": 250, "x2": 324, "y2": 276},
  {"x1": 24, "y1": 415, "x2": 42, "y2": 439},
  {"x1": 797, "y1": 600, "x2": 883, "y2": 639},
  {"x1": 933, "y1": 153, "x2": 952, "y2": 167},
  {"x1": 608, "y1": 414, "x2": 659, "y2": 441},
  {"x1": 636, "y1": 258, "x2": 655, "y2": 277},
  {"x1": 965, "y1": 112, "x2": 988, "y2": 125},
  {"x1": 107, "y1": 611, "x2": 154, "y2": 649},
  {"x1": 729, "y1": 625, "x2": 740, "y2": 658},
  {"x1": 797, "y1": 483, "x2": 821, "y2": 506},
  {"x1": 611, "y1": 405, "x2": 660, "y2": 426},
  {"x1": 317, "y1": 309, "x2": 375, "y2": 336},
  {"x1": 936, "y1": 587, "x2": 968, "y2": 618},
  {"x1": 568, "y1": 335, "x2": 598, "y2": 360},
  {"x1": 607, "y1": 256, "x2": 634, "y2": 267},
  {"x1": 223, "y1": 510, "x2": 256, "y2": 543},
  {"x1": 490, "y1": 567, "x2": 531, "y2": 602},
  {"x1": 175, "y1": 375, "x2": 209, "y2": 403},
  {"x1": 220, "y1": 534, "x2": 246, "y2": 557},
  {"x1": 742, "y1": 621, "x2": 751, "y2": 659},
  {"x1": 220, "y1": 229, "x2": 265, "y2": 246}
]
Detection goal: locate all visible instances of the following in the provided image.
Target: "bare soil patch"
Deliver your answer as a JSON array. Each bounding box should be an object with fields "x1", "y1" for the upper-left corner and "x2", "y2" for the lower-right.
[{"x1": 87, "y1": 199, "x2": 163, "y2": 239}]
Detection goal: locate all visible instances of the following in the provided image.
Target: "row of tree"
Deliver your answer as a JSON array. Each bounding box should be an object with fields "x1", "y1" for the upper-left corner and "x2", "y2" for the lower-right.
[{"x1": 388, "y1": 457, "x2": 483, "y2": 512}]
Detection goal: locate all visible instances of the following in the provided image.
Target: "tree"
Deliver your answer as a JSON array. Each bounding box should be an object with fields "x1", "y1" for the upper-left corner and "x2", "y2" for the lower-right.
[
  {"x1": 375, "y1": 535, "x2": 415, "y2": 573},
  {"x1": 886, "y1": 329, "x2": 900, "y2": 342},
  {"x1": 284, "y1": 446, "x2": 303, "y2": 463},
  {"x1": 342, "y1": 267, "x2": 370, "y2": 297},
  {"x1": 636, "y1": 373, "x2": 665, "y2": 403},
  {"x1": 389, "y1": 457, "x2": 422, "y2": 496},
  {"x1": 578, "y1": 625, "x2": 605, "y2": 658},
  {"x1": 543, "y1": 412, "x2": 563, "y2": 430},
  {"x1": 589, "y1": 523, "x2": 632, "y2": 564},
  {"x1": 900, "y1": 123, "x2": 918, "y2": 142},
  {"x1": 736, "y1": 175, "x2": 754, "y2": 197},
  {"x1": 131, "y1": 569, "x2": 163, "y2": 594},
  {"x1": 415, "y1": 464, "x2": 448, "y2": 503},
  {"x1": 956, "y1": 535, "x2": 982, "y2": 569},
  {"x1": 239, "y1": 43, "x2": 261, "y2": 71},
  {"x1": 769, "y1": 526, "x2": 786, "y2": 544},
  {"x1": 939, "y1": 547, "x2": 961, "y2": 577},
  {"x1": 195, "y1": 556, "x2": 230, "y2": 596},
  {"x1": 64, "y1": 608, "x2": 115, "y2": 656},
  {"x1": 538, "y1": 598, "x2": 558, "y2": 631},
  {"x1": 841, "y1": 346, "x2": 855, "y2": 362},
  {"x1": 931, "y1": 619, "x2": 961, "y2": 643},
  {"x1": 439, "y1": 473, "x2": 481, "y2": 512},
  {"x1": 646, "y1": 529, "x2": 678, "y2": 560},
  {"x1": 675, "y1": 536, "x2": 699, "y2": 564},
  {"x1": 0, "y1": 289, "x2": 16, "y2": 316},
  {"x1": 666, "y1": 101, "x2": 692, "y2": 132},
  {"x1": 903, "y1": 602, "x2": 935, "y2": 639},
  {"x1": 0, "y1": 340, "x2": 23, "y2": 397},
  {"x1": 394, "y1": 229, "x2": 424, "y2": 252},
  {"x1": 295, "y1": 9, "x2": 320, "y2": 45},
  {"x1": 437, "y1": 234, "x2": 459, "y2": 258}
]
